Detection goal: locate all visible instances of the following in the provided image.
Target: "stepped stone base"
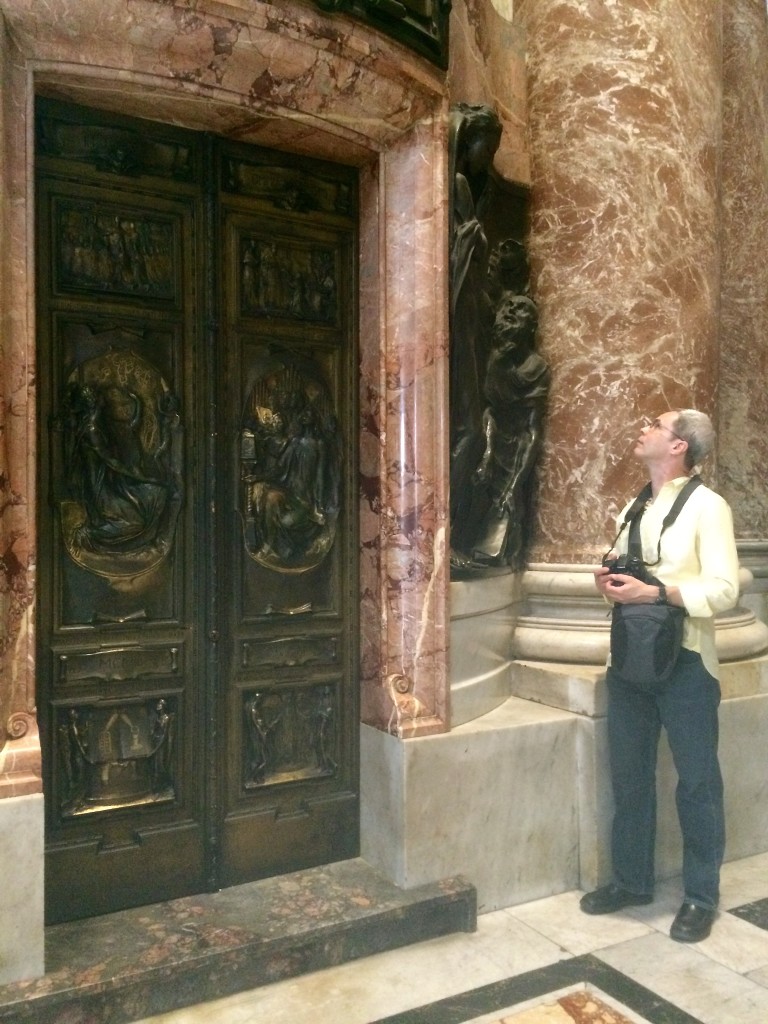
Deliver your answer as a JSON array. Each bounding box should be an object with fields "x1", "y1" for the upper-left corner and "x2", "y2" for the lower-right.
[{"x1": 0, "y1": 859, "x2": 476, "y2": 1024}]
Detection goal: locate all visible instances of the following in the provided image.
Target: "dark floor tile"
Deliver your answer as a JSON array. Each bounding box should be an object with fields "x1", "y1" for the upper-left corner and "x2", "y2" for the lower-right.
[
  {"x1": 728, "y1": 897, "x2": 768, "y2": 931},
  {"x1": 369, "y1": 955, "x2": 704, "y2": 1024}
]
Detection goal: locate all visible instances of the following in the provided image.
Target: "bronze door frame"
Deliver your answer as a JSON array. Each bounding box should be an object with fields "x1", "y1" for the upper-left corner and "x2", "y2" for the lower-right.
[{"x1": 36, "y1": 99, "x2": 360, "y2": 922}]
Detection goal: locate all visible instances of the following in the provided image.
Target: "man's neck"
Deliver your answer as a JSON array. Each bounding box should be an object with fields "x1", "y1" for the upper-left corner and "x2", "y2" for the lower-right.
[{"x1": 647, "y1": 460, "x2": 689, "y2": 497}]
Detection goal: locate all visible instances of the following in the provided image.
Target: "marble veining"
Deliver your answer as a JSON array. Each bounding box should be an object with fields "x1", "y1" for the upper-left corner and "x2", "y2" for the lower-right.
[
  {"x1": 718, "y1": 0, "x2": 768, "y2": 540},
  {"x1": 519, "y1": 0, "x2": 722, "y2": 562}
]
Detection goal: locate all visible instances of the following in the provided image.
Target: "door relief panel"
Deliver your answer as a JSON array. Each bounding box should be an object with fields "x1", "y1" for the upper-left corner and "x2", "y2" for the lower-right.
[
  {"x1": 240, "y1": 348, "x2": 341, "y2": 574},
  {"x1": 56, "y1": 644, "x2": 182, "y2": 685},
  {"x1": 243, "y1": 682, "x2": 337, "y2": 789},
  {"x1": 55, "y1": 695, "x2": 177, "y2": 817},
  {"x1": 60, "y1": 349, "x2": 183, "y2": 579},
  {"x1": 55, "y1": 199, "x2": 179, "y2": 301},
  {"x1": 49, "y1": 319, "x2": 185, "y2": 627},
  {"x1": 37, "y1": 106, "x2": 196, "y2": 183}
]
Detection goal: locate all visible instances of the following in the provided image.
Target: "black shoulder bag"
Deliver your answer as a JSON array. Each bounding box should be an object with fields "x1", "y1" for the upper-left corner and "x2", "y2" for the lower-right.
[{"x1": 606, "y1": 476, "x2": 702, "y2": 692}]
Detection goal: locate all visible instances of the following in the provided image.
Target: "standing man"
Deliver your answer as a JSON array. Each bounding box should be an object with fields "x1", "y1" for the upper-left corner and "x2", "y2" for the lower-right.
[{"x1": 580, "y1": 410, "x2": 739, "y2": 942}]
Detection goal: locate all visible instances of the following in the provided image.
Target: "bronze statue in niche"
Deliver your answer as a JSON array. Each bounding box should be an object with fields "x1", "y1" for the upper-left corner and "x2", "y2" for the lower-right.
[
  {"x1": 59, "y1": 349, "x2": 183, "y2": 579},
  {"x1": 449, "y1": 105, "x2": 550, "y2": 575},
  {"x1": 240, "y1": 353, "x2": 341, "y2": 573}
]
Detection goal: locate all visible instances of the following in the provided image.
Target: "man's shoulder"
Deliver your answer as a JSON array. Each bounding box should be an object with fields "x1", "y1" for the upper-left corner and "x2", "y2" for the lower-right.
[{"x1": 687, "y1": 481, "x2": 732, "y2": 515}]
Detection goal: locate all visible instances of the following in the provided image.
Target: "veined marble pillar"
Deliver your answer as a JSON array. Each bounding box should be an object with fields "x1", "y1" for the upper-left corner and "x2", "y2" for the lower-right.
[
  {"x1": 0, "y1": 17, "x2": 45, "y2": 984},
  {"x1": 720, "y1": 0, "x2": 768, "y2": 542},
  {"x1": 512, "y1": 0, "x2": 762, "y2": 669},
  {"x1": 522, "y1": 0, "x2": 723, "y2": 562}
]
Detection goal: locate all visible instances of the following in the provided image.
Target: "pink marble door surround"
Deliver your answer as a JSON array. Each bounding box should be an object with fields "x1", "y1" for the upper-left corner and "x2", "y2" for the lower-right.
[{"x1": 0, "y1": 0, "x2": 453, "y2": 804}]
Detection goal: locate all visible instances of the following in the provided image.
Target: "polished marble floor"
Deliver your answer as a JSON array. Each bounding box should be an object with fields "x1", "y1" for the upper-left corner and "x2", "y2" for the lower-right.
[{"x1": 136, "y1": 852, "x2": 768, "y2": 1024}]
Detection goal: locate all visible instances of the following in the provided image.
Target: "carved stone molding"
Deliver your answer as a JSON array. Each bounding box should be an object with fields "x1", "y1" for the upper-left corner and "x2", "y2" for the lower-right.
[
  {"x1": 514, "y1": 562, "x2": 768, "y2": 667},
  {"x1": 0, "y1": 714, "x2": 42, "y2": 798}
]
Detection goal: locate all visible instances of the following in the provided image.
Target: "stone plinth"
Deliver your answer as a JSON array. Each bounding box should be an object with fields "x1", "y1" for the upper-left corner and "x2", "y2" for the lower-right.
[
  {"x1": 361, "y1": 657, "x2": 768, "y2": 913},
  {"x1": 361, "y1": 700, "x2": 581, "y2": 913},
  {"x1": 450, "y1": 572, "x2": 520, "y2": 726},
  {"x1": 0, "y1": 795, "x2": 43, "y2": 985}
]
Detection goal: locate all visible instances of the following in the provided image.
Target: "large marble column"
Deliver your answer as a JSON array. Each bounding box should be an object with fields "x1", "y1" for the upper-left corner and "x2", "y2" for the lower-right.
[
  {"x1": 720, "y1": 0, "x2": 768, "y2": 540},
  {"x1": 521, "y1": 0, "x2": 723, "y2": 561},
  {"x1": 512, "y1": 0, "x2": 756, "y2": 669}
]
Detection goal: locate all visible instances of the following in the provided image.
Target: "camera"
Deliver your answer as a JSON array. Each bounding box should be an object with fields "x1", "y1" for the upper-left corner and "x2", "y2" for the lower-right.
[{"x1": 601, "y1": 554, "x2": 649, "y2": 582}]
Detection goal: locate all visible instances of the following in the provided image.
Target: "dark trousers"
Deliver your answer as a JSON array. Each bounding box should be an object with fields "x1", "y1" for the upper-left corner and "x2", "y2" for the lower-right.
[{"x1": 606, "y1": 648, "x2": 725, "y2": 910}]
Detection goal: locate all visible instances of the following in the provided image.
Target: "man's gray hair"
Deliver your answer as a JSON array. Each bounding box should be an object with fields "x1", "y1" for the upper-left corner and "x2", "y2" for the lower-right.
[{"x1": 673, "y1": 409, "x2": 715, "y2": 469}]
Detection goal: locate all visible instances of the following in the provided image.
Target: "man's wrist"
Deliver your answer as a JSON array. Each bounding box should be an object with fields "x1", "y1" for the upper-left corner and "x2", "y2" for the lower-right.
[{"x1": 654, "y1": 583, "x2": 667, "y2": 605}]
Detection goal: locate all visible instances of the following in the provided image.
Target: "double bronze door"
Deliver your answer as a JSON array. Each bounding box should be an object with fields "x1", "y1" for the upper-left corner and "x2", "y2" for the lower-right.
[{"x1": 36, "y1": 100, "x2": 359, "y2": 923}]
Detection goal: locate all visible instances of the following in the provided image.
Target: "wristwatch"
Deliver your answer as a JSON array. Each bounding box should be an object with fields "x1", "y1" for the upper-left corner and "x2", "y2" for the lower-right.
[{"x1": 654, "y1": 583, "x2": 668, "y2": 605}]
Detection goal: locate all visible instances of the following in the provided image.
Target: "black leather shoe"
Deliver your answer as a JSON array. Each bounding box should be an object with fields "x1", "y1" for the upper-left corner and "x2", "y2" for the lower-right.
[
  {"x1": 670, "y1": 901, "x2": 715, "y2": 942},
  {"x1": 580, "y1": 883, "x2": 653, "y2": 915}
]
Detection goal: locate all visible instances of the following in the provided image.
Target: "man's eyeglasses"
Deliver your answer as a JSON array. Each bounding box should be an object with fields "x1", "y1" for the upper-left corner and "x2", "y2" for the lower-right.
[{"x1": 646, "y1": 418, "x2": 685, "y2": 442}]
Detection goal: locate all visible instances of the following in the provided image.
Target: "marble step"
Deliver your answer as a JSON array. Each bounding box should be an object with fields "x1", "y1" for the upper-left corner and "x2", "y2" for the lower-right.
[{"x1": 0, "y1": 859, "x2": 476, "y2": 1024}]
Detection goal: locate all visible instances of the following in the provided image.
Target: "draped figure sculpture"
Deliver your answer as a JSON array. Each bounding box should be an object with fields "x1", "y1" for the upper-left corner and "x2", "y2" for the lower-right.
[
  {"x1": 449, "y1": 103, "x2": 502, "y2": 568},
  {"x1": 448, "y1": 105, "x2": 550, "y2": 574}
]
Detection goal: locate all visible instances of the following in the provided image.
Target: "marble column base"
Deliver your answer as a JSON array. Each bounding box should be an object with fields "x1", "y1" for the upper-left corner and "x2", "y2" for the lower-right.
[
  {"x1": 515, "y1": 561, "x2": 768, "y2": 666},
  {"x1": 449, "y1": 572, "x2": 521, "y2": 726},
  {"x1": 0, "y1": 794, "x2": 44, "y2": 985}
]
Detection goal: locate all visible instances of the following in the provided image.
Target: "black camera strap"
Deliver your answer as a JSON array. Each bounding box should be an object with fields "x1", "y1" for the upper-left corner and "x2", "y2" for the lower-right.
[{"x1": 608, "y1": 475, "x2": 702, "y2": 568}]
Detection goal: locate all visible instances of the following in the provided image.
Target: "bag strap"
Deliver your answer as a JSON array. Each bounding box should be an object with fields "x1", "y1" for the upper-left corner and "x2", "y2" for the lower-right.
[{"x1": 609, "y1": 475, "x2": 703, "y2": 564}]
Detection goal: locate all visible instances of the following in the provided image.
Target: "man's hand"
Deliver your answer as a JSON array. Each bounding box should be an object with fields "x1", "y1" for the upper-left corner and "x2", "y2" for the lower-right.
[{"x1": 593, "y1": 566, "x2": 658, "y2": 604}]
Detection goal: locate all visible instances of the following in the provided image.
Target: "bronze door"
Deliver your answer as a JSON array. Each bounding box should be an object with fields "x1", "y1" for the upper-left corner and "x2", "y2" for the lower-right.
[{"x1": 36, "y1": 100, "x2": 359, "y2": 923}]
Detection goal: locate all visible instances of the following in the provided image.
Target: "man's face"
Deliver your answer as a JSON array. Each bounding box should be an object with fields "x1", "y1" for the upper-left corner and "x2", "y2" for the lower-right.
[{"x1": 634, "y1": 412, "x2": 684, "y2": 463}]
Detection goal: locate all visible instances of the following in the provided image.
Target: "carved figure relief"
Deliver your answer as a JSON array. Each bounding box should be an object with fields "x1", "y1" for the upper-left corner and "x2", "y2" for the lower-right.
[
  {"x1": 241, "y1": 238, "x2": 337, "y2": 323},
  {"x1": 57, "y1": 202, "x2": 176, "y2": 299},
  {"x1": 243, "y1": 685, "x2": 337, "y2": 788},
  {"x1": 37, "y1": 114, "x2": 194, "y2": 181},
  {"x1": 59, "y1": 349, "x2": 183, "y2": 578},
  {"x1": 240, "y1": 354, "x2": 341, "y2": 573},
  {"x1": 57, "y1": 698, "x2": 175, "y2": 816},
  {"x1": 472, "y1": 291, "x2": 550, "y2": 565},
  {"x1": 448, "y1": 104, "x2": 550, "y2": 574}
]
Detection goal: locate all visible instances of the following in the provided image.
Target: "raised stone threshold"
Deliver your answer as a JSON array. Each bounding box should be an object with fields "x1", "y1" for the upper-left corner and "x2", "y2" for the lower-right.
[{"x1": 0, "y1": 859, "x2": 476, "y2": 1024}]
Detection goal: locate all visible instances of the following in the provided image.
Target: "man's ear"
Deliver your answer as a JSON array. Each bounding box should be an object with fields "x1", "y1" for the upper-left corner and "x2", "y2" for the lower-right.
[{"x1": 674, "y1": 437, "x2": 689, "y2": 464}]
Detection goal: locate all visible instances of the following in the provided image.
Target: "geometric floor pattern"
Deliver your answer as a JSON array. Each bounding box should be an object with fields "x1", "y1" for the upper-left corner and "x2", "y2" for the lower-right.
[
  {"x1": 133, "y1": 851, "x2": 768, "y2": 1024},
  {"x1": 370, "y1": 957, "x2": 702, "y2": 1022}
]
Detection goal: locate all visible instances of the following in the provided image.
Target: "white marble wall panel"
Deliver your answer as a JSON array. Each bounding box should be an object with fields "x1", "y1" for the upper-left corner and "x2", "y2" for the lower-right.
[
  {"x1": 362, "y1": 698, "x2": 580, "y2": 913},
  {"x1": 0, "y1": 795, "x2": 43, "y2": 984}
]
